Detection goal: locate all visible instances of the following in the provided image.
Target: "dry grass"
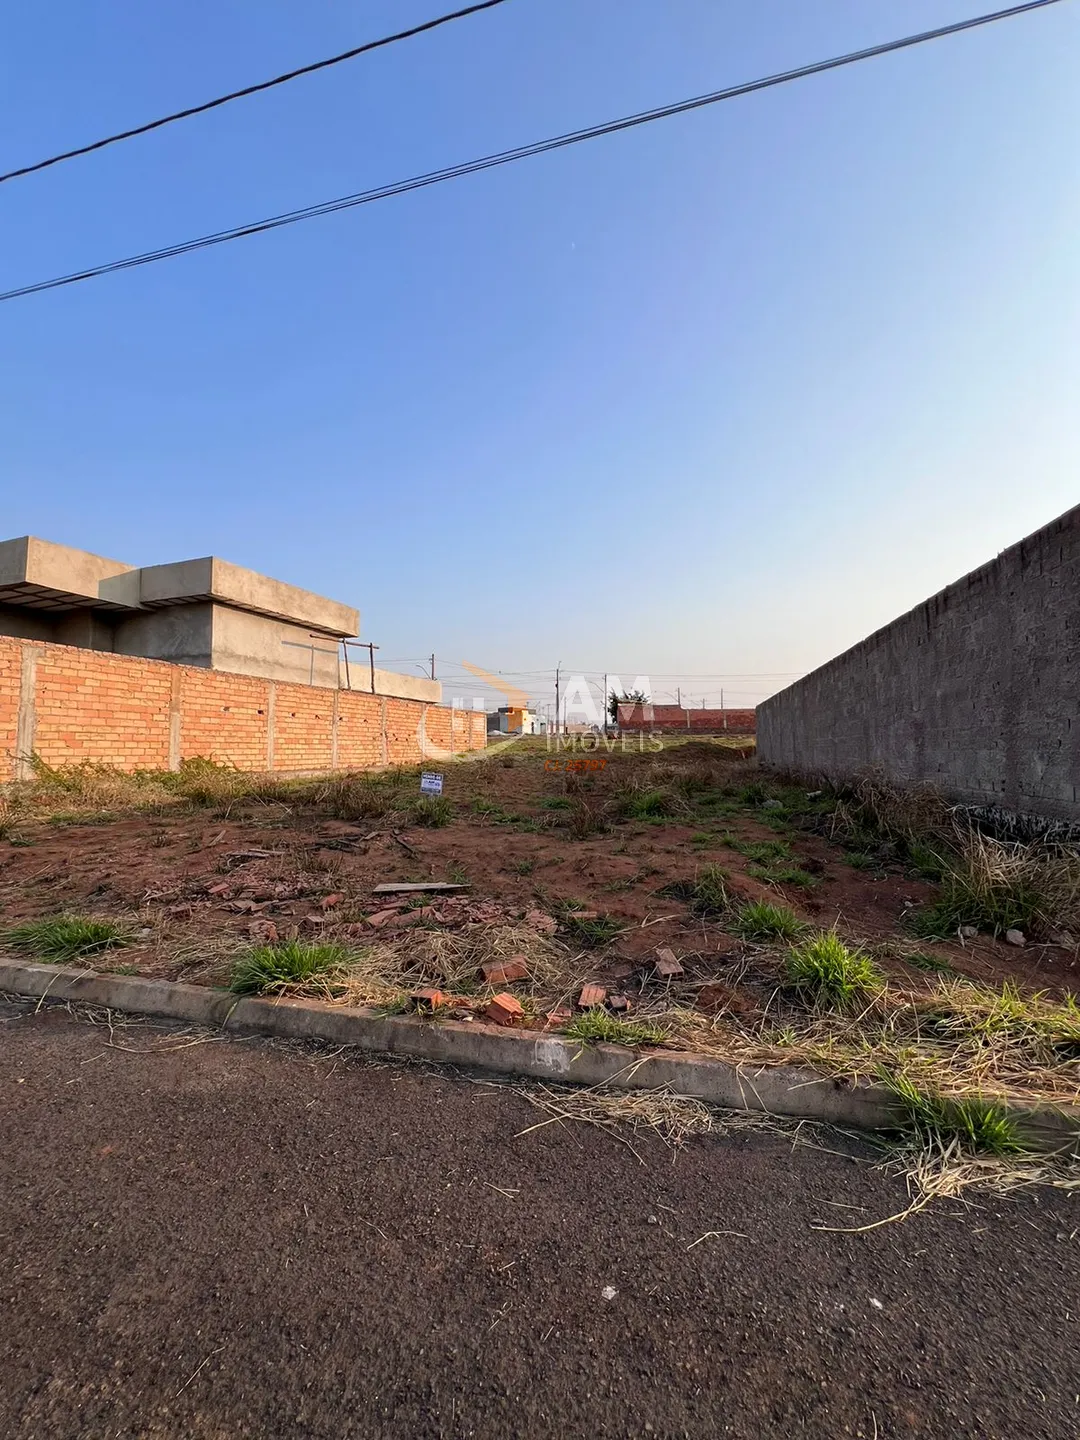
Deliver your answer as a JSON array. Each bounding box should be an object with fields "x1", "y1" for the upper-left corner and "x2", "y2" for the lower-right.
[
  {"x1": 514, "y1": 1083, "x2": 719, "y2": 1150},
  {"x1": 3, "y1": 756, "x2": 462, "y2": 827},
  {"x1": 827, "y1": 770, "x2": 952, "y2": 849},
  {"x1": 895, "y1": 1135, "x2": 1080, "y2": 1204},
  {"x1": 334, "y1": 922, "x2": 573, "y2": 1010},
  {"x1": 912, "y1": 826, "x2": 1080, "y2": 938},
  {"x1": 649, "y1": 972, "x2": 1080, "y2": 1112}
]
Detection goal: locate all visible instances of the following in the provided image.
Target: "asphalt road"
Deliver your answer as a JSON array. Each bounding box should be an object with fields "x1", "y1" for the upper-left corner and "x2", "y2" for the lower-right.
[{"x1": 0, "y1": 998, "x2": 1076, "y2": 1440}]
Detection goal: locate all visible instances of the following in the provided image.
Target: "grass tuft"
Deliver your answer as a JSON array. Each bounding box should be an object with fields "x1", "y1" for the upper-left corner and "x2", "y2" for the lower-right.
[
  {"x1": 559, "y1": 907, "x2": 622, "y2": 948},
  {"x1": 566, "y1": 797, "x2": 607, "y2": 840},
  {"x1": 229, "y1": 940, "x2": 352, "y2": 995},
  {"x1": 885, "y1": 1072, "x2": 1026, "y2": 1155},
  {"x1": 4, "y1": 915, "x2": 129, "y2": 964},
  {"x1": 910, "y1": 831, "x2": 1049, "y2": 938},
  {"x1": 721, "y1": 836, "x2": 791, "y2": 863},
  {"x1": 563, "y1": 1010, "x2": 667, "y2": 1046},
  {"x1": 410, "y1": 795, "x2": 453, "y2": 828},
  {"x1": 613, "y1": 780, "x2": 687, "y2": 822},
  {"x1": 785, "y1": 931, "x2": 881, "y2": 1009},
  {"x1": 730, "y1": 900, "x2": 804, "y2": 942}
]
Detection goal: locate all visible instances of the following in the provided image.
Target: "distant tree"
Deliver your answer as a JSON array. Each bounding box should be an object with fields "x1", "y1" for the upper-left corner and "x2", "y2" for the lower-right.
[{"x1": 608, "y1": 689, "x2": 648, "y2": 725}]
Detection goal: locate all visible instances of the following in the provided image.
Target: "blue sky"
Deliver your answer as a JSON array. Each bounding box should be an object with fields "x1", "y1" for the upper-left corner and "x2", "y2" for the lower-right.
[{"x1": 2, "y1": 0, "x2": 1077, "y2": 714}]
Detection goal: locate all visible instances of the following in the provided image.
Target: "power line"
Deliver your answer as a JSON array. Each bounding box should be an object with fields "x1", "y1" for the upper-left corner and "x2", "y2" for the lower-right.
[
  {"x1": 0, "y1": 1, "x2": 1063, "y2": 305},
  {"x1": 0, "y1": 0, "x2": 511, "y2": 186}
]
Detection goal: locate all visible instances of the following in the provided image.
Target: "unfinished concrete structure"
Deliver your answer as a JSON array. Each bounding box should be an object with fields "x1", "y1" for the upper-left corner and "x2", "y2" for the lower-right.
[
  {"x1": 0, "y1": 536, "x2": 439, "y2": 702},
  {"x1": 757, "y1": 504, "x2": 1080, "y2": 823}
]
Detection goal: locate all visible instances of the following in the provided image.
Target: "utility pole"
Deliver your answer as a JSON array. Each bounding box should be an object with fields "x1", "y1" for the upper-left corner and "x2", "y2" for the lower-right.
[
  {"x1": 602, "y1": 671, "x2": 608, "y2": 731},
  {"x1": 676, "y1": 686, "x2": 681, "y2": 708},
  {"x1": 430, "y1": 653, "x2": 436, "y2": 681},
  {"x1": 554, "y1": 663, "x2": 561, "y2": 737},
  {"x1": 364, "y1": 641, "x2": 379, "y2": 694}
]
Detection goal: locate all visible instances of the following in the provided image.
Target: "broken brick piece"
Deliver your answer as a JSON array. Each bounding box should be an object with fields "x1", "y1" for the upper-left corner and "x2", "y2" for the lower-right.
[
  {"x1": 320, "y1": 893, "x2": 344, "y2": 910},
  {"x1": 364, "y1": 909, "x2": 399, "y2": 929},
  {"x1": 608, "y1": 994, "x2": 631, "y2": 1012},
  {"x1": 411, "y1": 988, "x2": 449, "y2": 1011},
  {"x1": 480, "y1": 957, "x2": 529, "y2": 986},
  {"x1": 578, "y1": 984, "x2": 607, "y2": 1009},
  {"x1": 654, "y1": 948, "x2": 684, "y2": 979},
  {"x1": 384, "y1": 910, "x2": 422, "y2": 930},
  {"x1": 485, "y1": 993, "x2": 525, "y2": 1026},
  {"x1": 207, "y1": 881, "x2": 232, "y2": 897},
  {"x1": 545, "y1": 1007, "x2": 573, "y2": 1027}
]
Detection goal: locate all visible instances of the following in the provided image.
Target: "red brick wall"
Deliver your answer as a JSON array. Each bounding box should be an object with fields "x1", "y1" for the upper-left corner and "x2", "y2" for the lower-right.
[
  {"x1": 336, "y1": 691, "x2": 384, "y2": 770},
  {"x1": 0, "y1": 640, "x2": 23, "y2": 773},
  {"x1": 616, "y1": 702, "x2": 756, "y2": 734},
  {"x1": 273, "y1": 682, "x2": 335, "y2": 774},
  {"x1": 178, "y1": 668, "x2": 271, "y2": 770},
  {"x1": 33, "y1": 646, "x2": 174, "y2": 770},
  {"x1": 0, "y1": 636, "x2": 485, "y2": 781}
]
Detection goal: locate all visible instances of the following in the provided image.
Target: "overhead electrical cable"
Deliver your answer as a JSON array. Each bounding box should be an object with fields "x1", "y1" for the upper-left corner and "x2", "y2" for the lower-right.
[
  {"x1": 0, "y1": 0, "x2": 512, "y2": 185},
  {"x1": 0, "y1": 0, "x2": 1064, "y2": 304}
]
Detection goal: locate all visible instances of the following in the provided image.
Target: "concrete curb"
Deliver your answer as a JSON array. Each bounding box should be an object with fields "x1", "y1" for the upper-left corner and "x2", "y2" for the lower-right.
[{"x1": 3, "y1": 960, "x2": 1077, "y2": 1150}]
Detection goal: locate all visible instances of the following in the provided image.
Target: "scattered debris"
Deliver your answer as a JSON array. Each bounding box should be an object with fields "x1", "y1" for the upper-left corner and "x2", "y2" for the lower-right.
[
  {"x1": 1005, "y1": 928, "x2": 1026, "y2": 947},
  {"x1": 365, "y1": 908, "x2": 405, "y2": 929},
  {"x1": 608, "y1": 994, "x2": 631, "y2": 1013},
  {"x1": 383, "y1": 911, "x2": 423, "y2": 930},
  {"x1": 480, "y1": 957, "x2": 529, "y2": 986},
  {"x1": 609, "y1": 962, "x2": 635, "y2": 980},
  {"x1": 601, "y1": 1286, "x2": 618, "y2": 1302},
  {"x1": 654, "y1": 948, "x2": 684, "y2": 979},
  {"x1": 247, "y1": 919, "x2": 279, "y2": 943},
  {"x1": 373, "y1": 882, "x2": 468, "y2": 895},
  {"x1": 960, "y1": 925, "x2": 979, "y2": 939},
  {"x1": 411, "y1": 988, "x2": 449, "y2": 1011},
  {"x1": 578, "y1": 984, "x2": 607, "y2": 1010},
  {"x1": 206, "y1": 881, "x2": 232, "y2": 897},
  {"x1": 485, "y1": 993, "x2": 525, "y2": 1026},
  {"x1": 320, "y1": 893, "x2": 344, "y2": 910},
  {"x1": 524, "y1": 909, "x2": 559, "y2": 936},
  {"x1": 544, "y1": 1008, "x2": 572, "y2": 1027}
]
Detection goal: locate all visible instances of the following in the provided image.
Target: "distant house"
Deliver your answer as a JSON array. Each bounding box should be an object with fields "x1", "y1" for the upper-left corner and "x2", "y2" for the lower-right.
[
  {"x1": 487, "y1": 705, "x2": 542, "y2": 736},
  {"x1": 616, "y1": 701, "x2": 756, "y2": 735}
]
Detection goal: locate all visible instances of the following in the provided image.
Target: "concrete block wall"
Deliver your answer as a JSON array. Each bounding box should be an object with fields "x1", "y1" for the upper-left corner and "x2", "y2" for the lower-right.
[
  {"x1": 756, "y1": 505, "x2": 1080, "y2": 821},
  {"x1": 0, "y1": 636, "x2": 485, "y2": 782}
]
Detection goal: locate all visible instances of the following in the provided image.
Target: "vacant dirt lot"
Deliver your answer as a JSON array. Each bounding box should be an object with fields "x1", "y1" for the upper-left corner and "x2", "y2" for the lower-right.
[
  {"x1": 1, "y1": 999, "x2": 1076, "y2": 1440},
  {"x1": 2, "y1": 742, "x2": 1073, "y2": 984},
  {"x1": 2, "y1": 741, "x2": 1078, "y2": 1115}
]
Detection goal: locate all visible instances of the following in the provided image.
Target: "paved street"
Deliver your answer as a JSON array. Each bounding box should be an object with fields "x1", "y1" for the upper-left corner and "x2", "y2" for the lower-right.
[{"x1": 0, "y1": 998, "x2": 1075, "y2": 1439}]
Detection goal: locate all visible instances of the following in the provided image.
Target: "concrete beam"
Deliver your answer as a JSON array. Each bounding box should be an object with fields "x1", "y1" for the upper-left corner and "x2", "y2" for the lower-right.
[
  {"x1": 136, "y1": 556, "x2": 358, "y2": 637},
  {"x1": 0, "y1": 536, "x2": 134, "y2": 609},
  {"x1": 360, "y1": 668, "x2": 442, "y2": 703}
]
